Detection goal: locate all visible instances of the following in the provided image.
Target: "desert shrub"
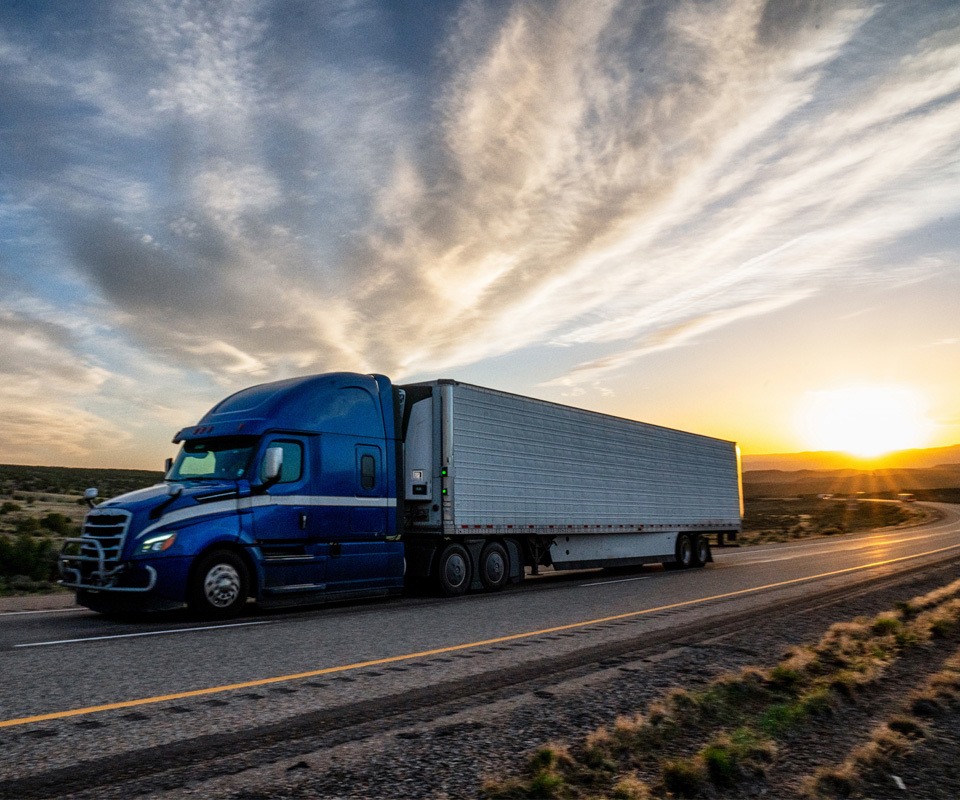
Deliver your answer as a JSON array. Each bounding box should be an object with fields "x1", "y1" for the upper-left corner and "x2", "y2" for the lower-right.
[
  {"x1": 0, "y1": 501, "x2": 20, "y2": 515},
  {"x1": 0, "y1": 534, "x2": 57, "y2": 580},
  {"x1": 811, "y1": 767, "x2": 856, "y2": 798},
  {"x1": 768, "y1": 664, "x2": 805, "y2": 690},
  {"x1": 930, "y1": 618, "x2": 958, "y2": 638},
  {"x1": 910, "y1": 695, "x2": 944, "y2": 718},
  {"x1": 483, "y1": 746, "x2": 573, "y2": 799},
  {"x1": 886, "y1": 716, "x2": 926, "y2": 740},
  {"x1": 759, "y1": 702, "x2": 807, "y2": 736},
  {"x1": 610, "y1": 773, "x2": 650, "y2": 799},
  {"x1": 798, "y1": 686, "x2": 834, "y2": 716},
  {"x1": 661, "y1": 758, "x2": 706, "y2": 798},
  {"x1": 702, "y1": 742, "x2": 738, "y2": 788},
  {"x1": 14, "y1": 517, "x2": 41, "y2": 536},
  {"x1": 40, "y1": 512, "x2": 75, "y2": 535},
  {"x1": 870, "y1": 615, "x2": 902, "y2": 636}
]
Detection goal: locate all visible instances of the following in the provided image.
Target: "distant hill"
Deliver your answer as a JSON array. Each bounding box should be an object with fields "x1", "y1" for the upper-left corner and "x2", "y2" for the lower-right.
[
  {"x1": 742, "y1": 444, "x2": 960, "y2": 472},
  {"x1": 0, "y1": 464, "x2": 163, "y2": 499},
  {"x1": 741, "y1": 443, "x2": 960, "y2": 500},
  {"x1": 743, "y1": 463, "x2": 960, "y2": 500}
]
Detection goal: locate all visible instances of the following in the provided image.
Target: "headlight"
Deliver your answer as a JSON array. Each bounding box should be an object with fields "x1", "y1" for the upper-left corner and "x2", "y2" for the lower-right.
[{"x1": 139, "y1": 532, "x2": 177, "y2": 553}]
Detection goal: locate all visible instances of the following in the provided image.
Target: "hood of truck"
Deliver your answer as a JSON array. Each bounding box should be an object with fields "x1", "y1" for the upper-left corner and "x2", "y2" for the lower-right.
[
  {"x1": 96, "y1": 481, "x2": 243, "y2": 511},
  {"x1": 91, "y1": 481, "x2": 244, "y2": 557}
]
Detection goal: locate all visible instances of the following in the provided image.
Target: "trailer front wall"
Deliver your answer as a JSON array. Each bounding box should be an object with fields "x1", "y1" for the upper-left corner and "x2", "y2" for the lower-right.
[{"x1": 443, "y1": 383, "x2": 740, "y2": 536}]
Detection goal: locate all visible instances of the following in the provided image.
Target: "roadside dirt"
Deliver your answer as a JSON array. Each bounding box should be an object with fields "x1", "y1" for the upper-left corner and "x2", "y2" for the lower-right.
[{"x1": 0, "y1": 592, "x2": 76, "y2": 613}]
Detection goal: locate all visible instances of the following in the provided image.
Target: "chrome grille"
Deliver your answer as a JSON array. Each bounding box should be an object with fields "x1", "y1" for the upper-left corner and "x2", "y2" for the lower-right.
[{"x1": 79, "y1": 509, "x2": 132, "y2": 577}]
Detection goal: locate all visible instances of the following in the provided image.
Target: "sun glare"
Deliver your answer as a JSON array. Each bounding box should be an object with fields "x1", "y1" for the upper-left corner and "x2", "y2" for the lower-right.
[{"x1": 798, "y1": 385, "x2": 934, "y2": 459}]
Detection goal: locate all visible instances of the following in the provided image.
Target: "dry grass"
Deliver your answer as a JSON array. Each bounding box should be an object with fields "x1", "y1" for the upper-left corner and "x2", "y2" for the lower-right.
[{"x1": 483, "y1": 579, "x2": 960, "y2": 799}]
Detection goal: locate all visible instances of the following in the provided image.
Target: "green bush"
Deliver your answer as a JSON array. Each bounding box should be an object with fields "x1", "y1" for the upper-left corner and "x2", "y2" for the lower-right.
[
  {"x1": 661, "y1": 758, "x2": 706, "y2": 798},
  {"x1": 0, "y1": 501, "x2": 21, "y2": 515},
  {"x1": 702, "y1": 744, "x2": 737, "y2": 788},
  {"x1": 0, "y1": 534, "x2": 57, "y2": 580},
  {"x1": 870, "y1": 616, "x2": 903, "y2": 636},
  {"x1": 40, "y1": 512, "x2": 75, "y2": 535},
  {"x1": 14, "y1": 517, "x2": 41, "y2": 536}
]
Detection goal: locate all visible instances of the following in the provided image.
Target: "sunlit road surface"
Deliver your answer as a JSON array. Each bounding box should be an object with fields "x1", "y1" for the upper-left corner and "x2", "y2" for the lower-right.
[{"x1": 1, "y1": 503, "x2": 958, "y2": 782}]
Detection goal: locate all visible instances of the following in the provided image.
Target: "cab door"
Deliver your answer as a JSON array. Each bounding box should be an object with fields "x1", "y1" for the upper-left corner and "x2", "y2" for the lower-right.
[
  {"x1": 324, "y1": 444, "x2": 399, "y2": 592},
  {"x1": 251, "y1": 437, "x2": 327, "y2": 591}
]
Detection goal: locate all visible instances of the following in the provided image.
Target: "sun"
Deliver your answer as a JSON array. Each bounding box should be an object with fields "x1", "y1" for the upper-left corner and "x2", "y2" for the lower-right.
[{"x1": 797, "y1": 385, "x2": 934, "y2": 458}]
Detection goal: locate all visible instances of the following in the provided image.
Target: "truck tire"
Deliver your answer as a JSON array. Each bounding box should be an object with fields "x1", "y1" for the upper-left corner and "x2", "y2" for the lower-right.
[
  {"x1": 479, "y1": 542, "x2": 509, "y2": 591},
  {"x1": 189, "y1": 550, "x2": 249, "y2": 618},
  {"x1": 692, "y1": 534, "x2": 710, "y2": 568},
  {"x1": 666, "y1": 533, "x2": 694, "y2": 570},
  {"x1": 436, "y1": 543, "x2": 472, "y2": 597}
]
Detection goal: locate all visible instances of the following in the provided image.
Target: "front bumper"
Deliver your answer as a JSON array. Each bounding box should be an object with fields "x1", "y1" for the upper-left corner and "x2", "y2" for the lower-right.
[
  {"x1": 59, "y1": 542, "x2": 193, "y2": 612},
  {"x1": 59, "y1": 537, "x2": 157, "y2": 592}
]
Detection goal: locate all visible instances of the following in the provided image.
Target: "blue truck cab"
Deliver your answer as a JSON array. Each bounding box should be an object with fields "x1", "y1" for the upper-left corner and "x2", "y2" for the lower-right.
[{"x1": 59, "y1": 373, "x2": 405, "y2": 617}]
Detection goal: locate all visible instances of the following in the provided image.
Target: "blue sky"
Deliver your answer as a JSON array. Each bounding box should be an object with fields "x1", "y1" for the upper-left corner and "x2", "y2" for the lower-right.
[{"x1": 1, "y1": 0, "x2": 959, "y2": 468}]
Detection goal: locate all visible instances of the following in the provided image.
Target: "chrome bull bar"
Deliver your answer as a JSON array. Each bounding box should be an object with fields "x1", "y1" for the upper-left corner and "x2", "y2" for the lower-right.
[{"x1": 58, "y1": 538, "x2": 157, "y2": 593}]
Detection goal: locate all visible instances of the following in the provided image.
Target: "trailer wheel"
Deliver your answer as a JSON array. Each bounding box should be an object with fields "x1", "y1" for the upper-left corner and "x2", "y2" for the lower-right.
[
  {"x1": 676, "y1": 533, "x2": 694, "y2": 569},
  {"x1": 692, "y1": 535, "x2": 710, "y2": 568},
  {"x1": 479, "y1": 542, "x2": 509, "y2": 591},
  {"x1": 189, "y1": 550, "x2": 249, "y2": 618},
  {"x1": 436, "y1": 543, "x2": 472, "y2": 597}
]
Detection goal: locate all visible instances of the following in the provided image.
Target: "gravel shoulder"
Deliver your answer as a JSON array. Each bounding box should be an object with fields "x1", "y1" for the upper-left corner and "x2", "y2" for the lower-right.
[{"x1": 0, "y1": 591, "x2": 76, "y2": 613}]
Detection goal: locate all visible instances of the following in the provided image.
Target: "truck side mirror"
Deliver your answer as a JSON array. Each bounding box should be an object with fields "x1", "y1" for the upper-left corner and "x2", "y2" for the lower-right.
[
  {"x1": 84, "y1": 487, "x2": 99, "y2": 508},
  {"x1": 164, "y1": 457, "x2": 173, "y2": 475},
  {"x1": 261, "y1": 446, "x2": 284, "y2": 486}
]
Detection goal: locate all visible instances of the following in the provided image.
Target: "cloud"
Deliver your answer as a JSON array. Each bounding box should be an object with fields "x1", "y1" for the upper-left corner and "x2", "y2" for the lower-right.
[
  {"x1": 0, "y1": 310, "x2": 130, "y2": 463},
  {"x1": 1, "y1": 0, "x2": 959, "y2": 468},
  {"x1": 0, "y1": 310, "x2": 108, "y2": 392}
]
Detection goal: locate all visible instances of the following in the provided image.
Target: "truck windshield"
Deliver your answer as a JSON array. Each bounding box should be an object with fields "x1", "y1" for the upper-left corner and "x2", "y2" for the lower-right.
[{"x1": 168, "y1": 436, "x2": 258, "y2": 481}]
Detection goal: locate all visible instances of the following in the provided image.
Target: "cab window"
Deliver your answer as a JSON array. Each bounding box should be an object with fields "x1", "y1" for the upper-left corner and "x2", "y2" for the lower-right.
[
  {"x1": 261, "y1": 441, "x2": 304, "y2": 484},
  {"x1": 360, "y1": 454, "x2": 376, "y2": 490}
]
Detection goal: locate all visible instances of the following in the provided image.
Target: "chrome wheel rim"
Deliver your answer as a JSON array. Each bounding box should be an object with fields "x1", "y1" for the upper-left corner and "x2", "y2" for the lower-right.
[{"x1": 204, "y1": 563, "x2": 241, "y2": 608}]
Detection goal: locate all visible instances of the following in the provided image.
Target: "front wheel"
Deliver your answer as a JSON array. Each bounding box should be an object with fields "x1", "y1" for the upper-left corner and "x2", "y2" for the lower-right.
[
  {"x1": 436, "y1": 543, "x2": 472, "y2": 597},
  {"x1": 189, "y1": 550, "x2": 249, "y2": 618}
]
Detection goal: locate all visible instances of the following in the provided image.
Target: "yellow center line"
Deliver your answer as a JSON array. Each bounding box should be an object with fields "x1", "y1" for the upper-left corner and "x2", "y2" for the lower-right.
[{"x1": 3, "y1": 540, "x2": 960, "y2": 729}]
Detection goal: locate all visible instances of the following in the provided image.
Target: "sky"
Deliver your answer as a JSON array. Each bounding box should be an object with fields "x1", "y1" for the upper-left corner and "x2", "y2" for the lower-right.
[{"x1": 1, "y1": 0, "x2": 959, "y2": 470}]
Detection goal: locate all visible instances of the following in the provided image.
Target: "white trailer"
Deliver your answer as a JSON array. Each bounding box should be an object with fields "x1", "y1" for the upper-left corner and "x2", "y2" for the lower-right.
[{"x1": 399, "y1": 380, "x2": 742, "y2": 593}]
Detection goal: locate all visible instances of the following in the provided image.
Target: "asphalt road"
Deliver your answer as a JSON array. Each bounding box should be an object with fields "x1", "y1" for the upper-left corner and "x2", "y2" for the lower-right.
[{"x1": 2, "y1": 502, "x2": 959, "y2": 787}]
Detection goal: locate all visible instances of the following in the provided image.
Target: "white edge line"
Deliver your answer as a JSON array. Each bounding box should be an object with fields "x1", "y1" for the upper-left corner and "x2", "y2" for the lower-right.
[
  {"x1": 581, "y1": 576, "x2": 652, "y2": 587},
  {"x1": 15, "y1": 620, "x2": 272, "y2": 648},
  {"x1": 0, "y1": 607, "x2": 86, "y2": 617}
]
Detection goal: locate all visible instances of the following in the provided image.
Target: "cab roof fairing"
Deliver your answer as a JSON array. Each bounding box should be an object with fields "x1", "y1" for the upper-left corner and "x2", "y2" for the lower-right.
[{"x1": 172, "y1": 372, "x2": 394, "y2": 444}]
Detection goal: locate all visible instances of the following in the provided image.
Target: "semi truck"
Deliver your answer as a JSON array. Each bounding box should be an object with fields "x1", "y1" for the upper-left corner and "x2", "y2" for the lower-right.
[{"x1": 59, "y1": 373, "x2": 743, "y2": 617}]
